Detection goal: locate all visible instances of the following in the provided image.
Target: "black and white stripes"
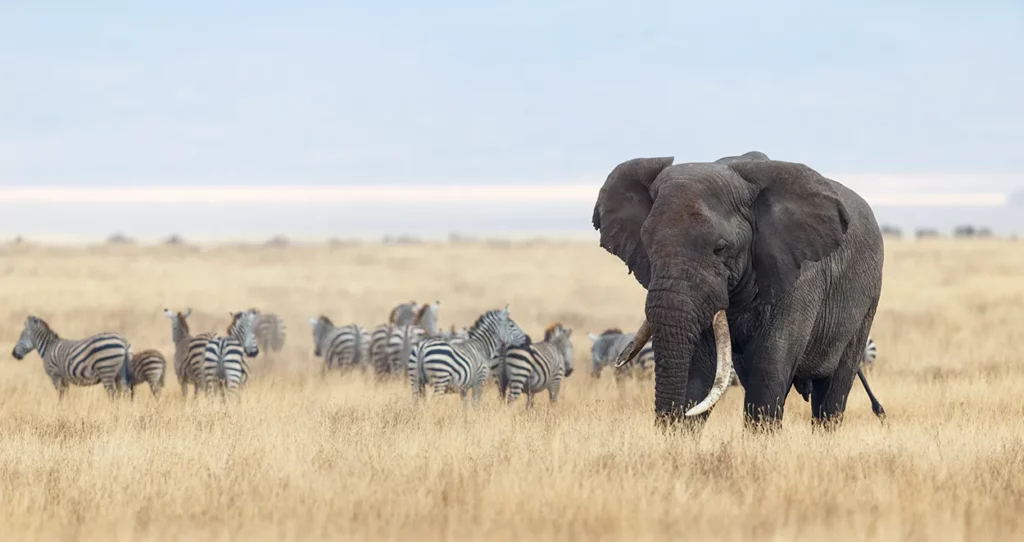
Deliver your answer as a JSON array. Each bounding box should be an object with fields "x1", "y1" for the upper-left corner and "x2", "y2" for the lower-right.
[
  {"x1": 501, "y1": 323, "x2": 575, "y2": 408},
  {"x1": 165, "y1": 308, "x2": 214, "y2": 400},
  {"x1": 204, "y1": 310, "x2": 260, "y2": 397},
  {"x1": 408, "y1": 305, "x2": 518, "y2": 403},
  {"x1": 12, "y1": 316, "x2": 131, "y2": 400},
  {"x1": 310, "y1": 316, "x2": 371, "y2": 373}
]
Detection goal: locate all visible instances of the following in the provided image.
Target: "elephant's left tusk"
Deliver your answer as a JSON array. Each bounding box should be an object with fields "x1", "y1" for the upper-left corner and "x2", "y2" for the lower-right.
[
  {"x1": 685, "y1": 309, "x2": 734, "y2": 417},
  {"x1": 614, "y1": 319, "x2": 652, "y2": 368}
]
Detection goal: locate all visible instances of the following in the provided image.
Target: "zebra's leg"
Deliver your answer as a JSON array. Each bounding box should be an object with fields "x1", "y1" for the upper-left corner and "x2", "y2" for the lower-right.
[
  {"x1": 549, "y1": 380, "x2": 561, "y2": 404},
  {"x1": 51, "y1": 376, "x2": 67, "y2": 401},
  {"x1": 472, "y1": 381, "x2": 484, "y2": 405},
  {"x1": 525, "y1": 390, "x2": 536, "y2": 410}
]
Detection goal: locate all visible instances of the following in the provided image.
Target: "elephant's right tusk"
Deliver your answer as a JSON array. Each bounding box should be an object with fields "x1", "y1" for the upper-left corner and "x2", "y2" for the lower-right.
[
  {"x1": 614, "y1": 319, "x2": 652, "y2": 368},
  {"x1": 685, "y1": 309, "x2": 734, "y2": 417}
]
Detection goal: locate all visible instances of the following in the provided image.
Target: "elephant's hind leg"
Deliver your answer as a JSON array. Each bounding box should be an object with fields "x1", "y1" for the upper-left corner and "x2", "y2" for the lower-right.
[{"x1": 810, "y1": 325, "x2": 870, "y2": 430}]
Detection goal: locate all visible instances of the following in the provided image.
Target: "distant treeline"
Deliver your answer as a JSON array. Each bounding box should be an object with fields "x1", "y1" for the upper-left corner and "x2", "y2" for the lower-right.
[{"x1": 881, "y1": 224, "x2": 1003, "y2": 239}]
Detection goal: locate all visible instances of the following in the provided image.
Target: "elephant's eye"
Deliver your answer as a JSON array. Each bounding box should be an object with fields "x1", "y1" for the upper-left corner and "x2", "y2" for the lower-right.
[{"x1": 713, "y1": 239, "x2": 728, "y2": 256}]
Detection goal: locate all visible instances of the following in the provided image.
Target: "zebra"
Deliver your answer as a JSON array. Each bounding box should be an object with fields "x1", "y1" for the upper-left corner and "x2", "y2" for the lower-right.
[
  {"x1": 117, "y1": 348, "x2": 167, "y2": 399},
  {"x1": 247, "y1": 308, "x2": 286, "y2": 369},
  {"x1": 587, "y1": 328, "x2": 654, "y2": 381},
  {"x1": 862, "y1": 336, "x2": 878, "y2": 369},
  {"x1": 12, "y1": 316, "x2": 131, "y2": 400},
  {"x1": 389, "y1": 301, "x2": 419, "y2": 328},
  {"x1": 501, "y1": 323, "x2": 575, "y2": 408},
  {"x1": 309, "y1": 316, "x2": 371, "y2": 374},
  {"x1": 412, "y1": 300, "x2": 440, "y2": 337},
  {"x1": 387, "y1": 324, "x2": 427, "y2": 375},
  {"x1": 408, "y1": 305, "x2": 520, "y2": 403},
  {"x1": 203, "y1": 310, "x2": 260, "y2": 398},
  {"x1": 369, "y1": 323, "x2": 393, "y2": 375},
  {"x1": 164, "y1": 308, "x2": 215, "y2": 399},
  {"x1": 383, "y1": 301, "x2": 439, "y2": 374}
]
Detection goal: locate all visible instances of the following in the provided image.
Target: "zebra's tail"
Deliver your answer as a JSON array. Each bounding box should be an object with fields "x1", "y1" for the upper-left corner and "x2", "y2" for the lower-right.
[
  {"x1": 353, "y1": 326, "x2": 365, "y2": 365},
  {"x1": 119, "y1": 344, "x2": 134, "y2": 398},
  {"x1": 215, "y1": 343, "x2": 227, "y2": 383},
  {"x1": 409, "y1": 340, "x2": 427, "y2": 397}
]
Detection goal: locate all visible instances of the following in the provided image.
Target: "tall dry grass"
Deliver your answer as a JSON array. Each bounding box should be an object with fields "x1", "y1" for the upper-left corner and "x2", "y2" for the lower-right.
[{"x1": 0, "y1": 238, "x2": 1022, "y2": 541}]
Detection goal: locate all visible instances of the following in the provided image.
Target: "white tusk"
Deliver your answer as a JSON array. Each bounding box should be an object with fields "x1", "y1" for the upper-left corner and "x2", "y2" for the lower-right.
[
  {"x1": 614, "y1": 319, "x2": 652, "y2": 368},
  {"x1": 685, "y1": 309, "x2": 734, "y2": 417}
]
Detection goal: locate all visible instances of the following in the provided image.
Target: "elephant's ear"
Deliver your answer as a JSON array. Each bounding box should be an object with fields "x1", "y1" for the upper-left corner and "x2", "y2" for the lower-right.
[
  {"x1": 729, "y1": 160, "x2": 850, "y2": 303},
  {"x1": 592, "y1": 157, "x2": 674, "y2": 289}
]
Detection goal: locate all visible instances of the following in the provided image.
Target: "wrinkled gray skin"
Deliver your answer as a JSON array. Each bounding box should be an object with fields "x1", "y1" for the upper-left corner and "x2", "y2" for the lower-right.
[{"x1": 592, "y1": 151, "x2": 884, "y2": 431}]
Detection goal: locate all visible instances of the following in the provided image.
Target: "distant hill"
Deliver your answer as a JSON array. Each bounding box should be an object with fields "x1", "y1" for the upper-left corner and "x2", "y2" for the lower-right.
[{"x1": 1011, "y1": 190, "x2": 1024, "y2": 207}]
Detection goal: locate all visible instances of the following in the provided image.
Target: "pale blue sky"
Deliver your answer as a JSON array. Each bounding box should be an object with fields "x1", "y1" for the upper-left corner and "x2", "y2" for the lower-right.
[{"x1": 1, "y1": 1, "x2": 1021, "y2": 186}]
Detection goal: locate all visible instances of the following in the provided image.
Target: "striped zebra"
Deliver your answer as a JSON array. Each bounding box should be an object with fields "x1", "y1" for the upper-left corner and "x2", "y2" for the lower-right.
[
  {"x1": 389, "y1": 301, "x2": 419, "y2": 327},
  {"x1": 203, "y1": 310, "x2": 260, "y2": 398},
  {"x1": 369, "y1": 323, "x2": 393, "y2": 375},
  {"x1": 248, "y1": 307, "x2": 287, "y2": 353},
  {"x1": 387, "y1": 324, "x2": 427, "y2": 375},
  {"x1": 408, "y1": 305, "x2": 520, "y2": 403},
  {"x1": 587, "y1": 328, "x2": 654, "y2": 381},
  {"x1": 117, "y1": 349, "x2": 167, "y2": 399},
  {"x1": 383, "y1": 301, "x2": 439, "y2": 373},
  {"x1": 12, "y1": 316, "x2": 131, "y2": 400},
  {"x1": 310, "y1": 316, "x2": 371, "y2": 374},
  {"x1": 862, "y1": 336, "x2": 878, "y2": 368},
  {"x1": 412, "y1": 301, "x2": 440, "y2": 337},
  {"x1": 164, "y1": 308, "x2": 215, "y2": 400},
  {"x1": 501, "y1": 323, "x2": 575, "y2": 408}
]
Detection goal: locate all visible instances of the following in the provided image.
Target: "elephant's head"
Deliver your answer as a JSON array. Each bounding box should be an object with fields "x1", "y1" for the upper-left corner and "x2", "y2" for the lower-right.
[{"x1": 592, "y1": 152, "x2": 849, "y2": 423}]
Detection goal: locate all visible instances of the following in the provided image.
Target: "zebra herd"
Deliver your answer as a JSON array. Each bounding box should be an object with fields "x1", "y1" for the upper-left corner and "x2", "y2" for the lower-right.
[
  {"x1": 8, "y1": 298, "x2": 879, "y2": 406},
  {"x1": 9, "y1": 308, "x2": 287, "y2": 401},
  {"x1": 311, "y1": 301, "x2": 575, "y2": 406}
]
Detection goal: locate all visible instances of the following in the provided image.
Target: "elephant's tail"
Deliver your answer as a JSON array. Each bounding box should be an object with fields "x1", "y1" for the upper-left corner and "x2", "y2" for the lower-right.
[{"x1": 857, "y1": 369, "x2": 886, "y2": 422}]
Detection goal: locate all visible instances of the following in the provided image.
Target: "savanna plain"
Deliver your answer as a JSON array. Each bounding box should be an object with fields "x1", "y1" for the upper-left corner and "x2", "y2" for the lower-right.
[{"x1": 0, "y1": 238, "x2": 1022, "y2": 541}]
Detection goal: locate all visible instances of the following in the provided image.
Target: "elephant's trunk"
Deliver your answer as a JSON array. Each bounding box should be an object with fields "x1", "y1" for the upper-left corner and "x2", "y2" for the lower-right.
[
  {"x1": 684, "y1": 309, "x2": 733, "y2": 416},
  {"x1": 621, "y1": 278, "x2": 733, "y2": 422}
]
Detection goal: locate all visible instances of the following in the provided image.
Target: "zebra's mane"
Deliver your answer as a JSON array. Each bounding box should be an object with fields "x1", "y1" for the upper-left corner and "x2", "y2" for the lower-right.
[
  {"x1": 317, "y1": 314, "x2": 333, "y2": 327},
  {"x1": 227, "y1": 312, "x2": 244, "y2": 334},
  {"x1": 543, "y1": 322, "x2": 564, "y2": 341},
  {"x1": 413, "y1": 303, "x2": 430, "y2": 324},
  {"x1": 469, "y1": 308, "x2": 504, "y2": 331},
  {"x1": 30, "y1": 316, "x2": 58, "y2": 338},
  {"x1": 600, "y1": 328, "x2": 622, "y2": 336}
]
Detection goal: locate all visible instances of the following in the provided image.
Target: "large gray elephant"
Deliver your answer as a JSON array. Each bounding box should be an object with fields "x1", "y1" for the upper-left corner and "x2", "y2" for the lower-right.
[{"x1": 592, "y1": 151, "x2": 885, "y2": 430}]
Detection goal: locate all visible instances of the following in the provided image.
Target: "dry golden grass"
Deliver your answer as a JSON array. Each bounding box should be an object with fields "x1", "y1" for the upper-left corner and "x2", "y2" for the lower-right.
[{"x1": 0, "y1": 238, "x2": 1022, "y2": 541}]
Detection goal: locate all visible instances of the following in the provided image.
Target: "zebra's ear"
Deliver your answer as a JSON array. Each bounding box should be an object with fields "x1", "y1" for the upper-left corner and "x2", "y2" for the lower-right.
[
  {"x1": 163, "y1": 309, "x2": 175, "y2": 320},
  {"x1": 587, "y1": 333, "x2": 599, "y2": 342},
  {"x1": 308, "y1": 318, "x2": 318, "y2": 325}
]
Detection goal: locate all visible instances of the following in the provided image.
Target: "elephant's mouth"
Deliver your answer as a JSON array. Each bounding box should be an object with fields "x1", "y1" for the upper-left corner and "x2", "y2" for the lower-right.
[{"x1": 615, "y1": 309, "x2": 734, "y2": 416}]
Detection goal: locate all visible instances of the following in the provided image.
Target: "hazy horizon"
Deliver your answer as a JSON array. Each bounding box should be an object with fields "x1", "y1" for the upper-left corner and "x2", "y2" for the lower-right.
[{"x1": 2, "y1": 2, "x2": 1021, "y2": 240}]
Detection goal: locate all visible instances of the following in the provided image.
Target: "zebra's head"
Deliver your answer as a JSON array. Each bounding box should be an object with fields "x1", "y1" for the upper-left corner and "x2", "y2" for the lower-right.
[
  {"x1": 12, "y1": 316, "x2": 51, "y2": 360},
  {"x1": 309, "y1": 315, "x2": 333, "y2": 357},
  {"x1": 546, "y1": 323, "x2": 575, "y2": 377},
  {"x1": 413, "y1": 300, "x2": 440, "y2": 336},
  {"x1": 468, "y1": 304, "x2": 518, "y2": 349},
  {"x1": 164, "y1": 308, "x2": 193, "y2": 342},
  {"x1": 587, "y1": 328, "x2": 624, "y2": 376},
  {"x1": 228, "y1": 310, "x2": 260, "y2": 357}
]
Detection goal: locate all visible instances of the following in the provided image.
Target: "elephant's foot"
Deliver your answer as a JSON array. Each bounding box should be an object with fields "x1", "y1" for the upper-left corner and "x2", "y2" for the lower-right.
[{"x1": 654, "y1": 407, "x2": 709, "y2": 435}]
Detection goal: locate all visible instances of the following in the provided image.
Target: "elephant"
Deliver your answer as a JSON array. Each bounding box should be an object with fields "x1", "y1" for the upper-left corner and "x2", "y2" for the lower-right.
[{"x1": 592, "y1": 151, "x2": 885, "y2": 431}]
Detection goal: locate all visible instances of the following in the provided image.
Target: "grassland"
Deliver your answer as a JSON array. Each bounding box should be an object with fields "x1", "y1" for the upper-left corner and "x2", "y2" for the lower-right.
[{"x1": 0, "y1": 238, "x2": 1021, "y2": 541}]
